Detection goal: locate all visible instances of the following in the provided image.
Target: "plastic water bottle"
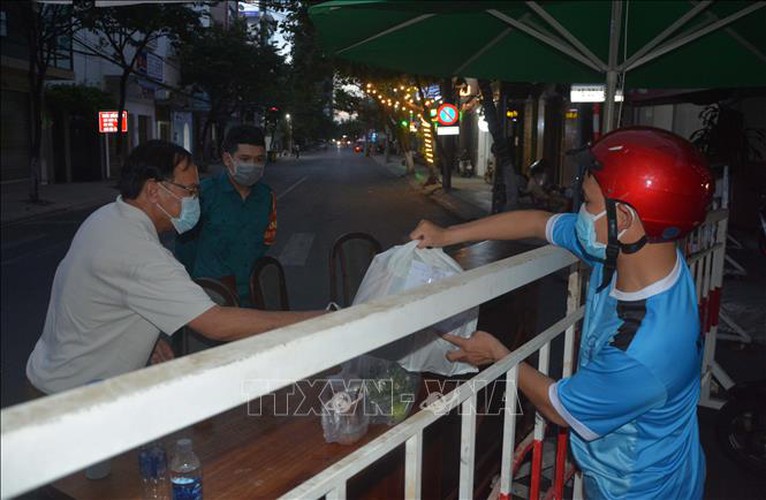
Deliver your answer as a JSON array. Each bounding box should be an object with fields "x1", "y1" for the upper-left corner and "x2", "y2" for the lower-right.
[
  {"x1": 138, "y1": 442, "x2": 169, "y2": 500},
  {"x1": 169, "y1": 438, "x2": 202, "y2": 500}
]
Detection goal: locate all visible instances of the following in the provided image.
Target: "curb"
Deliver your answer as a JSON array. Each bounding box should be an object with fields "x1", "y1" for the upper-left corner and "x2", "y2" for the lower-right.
[
  {"x1": 427, "y1": 188, "x2": 488, "y2": 222},
  {"x1": 1, "y1": 198, "x2": 111, "y2": 228},
  {"x1": 373, "y1": 156, "x2": 489, "y2": 222}
]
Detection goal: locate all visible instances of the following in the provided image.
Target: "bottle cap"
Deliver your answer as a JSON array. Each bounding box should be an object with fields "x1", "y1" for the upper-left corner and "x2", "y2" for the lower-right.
[{"x1": 176, "y1": 438, "x2": 192, "y2": 452}]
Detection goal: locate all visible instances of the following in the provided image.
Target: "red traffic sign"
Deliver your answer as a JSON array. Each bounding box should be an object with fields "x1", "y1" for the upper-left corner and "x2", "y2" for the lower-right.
[
  {"x1": 436, "y1": 103, "x2": 459, "y2": 126},
  {"x1": 98, "y1": 111, "x2": 128, "y2": 133}
]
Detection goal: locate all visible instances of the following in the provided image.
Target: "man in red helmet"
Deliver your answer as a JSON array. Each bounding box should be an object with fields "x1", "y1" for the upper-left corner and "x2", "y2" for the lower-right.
[{"x1": 410, "y1": 127, "x2": 712, "y2": 499}]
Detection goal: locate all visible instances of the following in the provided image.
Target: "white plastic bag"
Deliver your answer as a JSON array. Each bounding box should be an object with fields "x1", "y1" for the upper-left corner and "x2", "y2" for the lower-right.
[{"x1": 353, "y1": 240, "x2": 479, "y2": 376}]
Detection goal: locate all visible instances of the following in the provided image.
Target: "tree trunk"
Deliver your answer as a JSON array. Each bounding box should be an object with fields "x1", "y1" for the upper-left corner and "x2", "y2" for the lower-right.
[
  {"x1": 28, "y1": 65, "x2": 44, "y2": 202},
  {"x1": 115, "y1": 70, "x2": 131, "y2": 170},
  {"x1": 26, "y1": 3, "x2": 42, "y2": 202},
  {"x1": 478, "y1": 79, "x2": 519, "y2": 213},
  {"x1": 217, "y1": 116, "x2": 231, "y2": 154},
  {"x1": 198, "y1": 96, "x2": 222, "y2": 165},
  {"x1": 423, "y1": 120, "x2": 440, "y2": 186},
  {"x1": 384, "y1": 123, "x2": 391, "y2": 164},
  {"x1": 393, "y1": 124, "x2": 415, "y2": 174},
  {"x1": 415, "y1": 80, "x2": 440, "y2": 185},
  {"x1": 404, "y1": 151, "x2": 415, "y2": 173},
  {"x1": 198, "y1": 115, "x2": 213, "y2": 165}
]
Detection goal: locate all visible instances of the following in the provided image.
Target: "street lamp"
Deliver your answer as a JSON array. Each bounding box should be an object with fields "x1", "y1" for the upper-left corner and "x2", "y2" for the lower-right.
[{"x1": 285, "y1": 114, "x2": 293, "y2": 155}]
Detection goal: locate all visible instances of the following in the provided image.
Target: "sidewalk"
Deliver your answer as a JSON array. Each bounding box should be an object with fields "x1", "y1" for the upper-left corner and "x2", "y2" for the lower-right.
[
  {"x1": 370, "y1": 152, "x2": 492, "y2": 221},
  {"x1": 0, "y1": 179, "x2": 119, "y2": 227},
  {"x1": 0, "y1": 167, "x2": 227, "y2": 227}
]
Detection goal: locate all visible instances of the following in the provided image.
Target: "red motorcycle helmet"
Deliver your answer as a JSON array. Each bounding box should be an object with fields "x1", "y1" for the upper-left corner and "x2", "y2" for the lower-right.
[{"x1": 589, "y1": 126, "x2": 714, "y2": 242}]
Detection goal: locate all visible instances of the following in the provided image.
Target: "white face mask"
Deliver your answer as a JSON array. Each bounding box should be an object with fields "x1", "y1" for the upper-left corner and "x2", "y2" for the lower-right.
[
  {"x1": 575, "y1": 204, "x2": 607, "y2": 260},
  {"x1": 229, "y1": 158, "x2": 265, "y2": 186},
  {"x1": 156, "y1": 184, "x2": 200, "y2": 234},
  {"x1": 575, "y1": 203, "x2": 635, "y2": 260}
]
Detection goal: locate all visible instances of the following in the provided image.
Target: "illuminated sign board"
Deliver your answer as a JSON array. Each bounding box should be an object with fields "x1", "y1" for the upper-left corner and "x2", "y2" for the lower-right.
[
  {"x1": 570, "y1": 84, "x2": 624, "y2": 103},
  {"x1": 98, "y1": 111, "x2": 128, "y2": 133}
]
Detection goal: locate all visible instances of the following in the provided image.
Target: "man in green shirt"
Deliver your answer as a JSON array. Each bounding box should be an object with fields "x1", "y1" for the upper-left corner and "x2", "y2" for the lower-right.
[{"x1": 175, "y1": 125, "x2": 277, "y2": 306}]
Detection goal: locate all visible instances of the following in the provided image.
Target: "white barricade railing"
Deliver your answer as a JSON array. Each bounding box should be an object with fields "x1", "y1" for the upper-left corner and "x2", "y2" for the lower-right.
[
  {"x1": 685, "y1": 208, "x2": 735, "y2": 409},
  {"x1": 711, "y1": 166, "x2": 750, "y2": 342},
  {"x1": 1, "y1": 245, "x2": 578, "y2": 499},
  {"x1": 284, "y1": 303, "x2": 584, "y2": 500},
  {"x1": 1, "y1": 207, "x2": 729, "y2": 498}
]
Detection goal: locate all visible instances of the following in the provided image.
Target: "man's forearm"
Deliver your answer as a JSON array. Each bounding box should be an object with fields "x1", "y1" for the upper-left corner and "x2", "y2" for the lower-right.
[
  {"x1": 517, "y1": 362, "x2": 568, "y2": 428},
  {"x1": 189, "y1": 306, "x2": 324, "y2": 341},
  {"x1": 447, "y1": 210, "x2": 552, "y2": 244}
]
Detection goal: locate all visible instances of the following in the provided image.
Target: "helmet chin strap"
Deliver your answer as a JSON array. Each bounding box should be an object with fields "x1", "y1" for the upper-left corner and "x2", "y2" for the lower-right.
[
  {"x1": 597, "y1": 200, "x2": 649, "y2": 292},
  {"x1": 618, "y1": 204, "x2": 648, "y2": 254},
  {"x1": 620, "y1": 235, "x2": 648, "y2": 254},
  {"x1": 597, "y1": 199, "x2": 620, "y2": 292}
]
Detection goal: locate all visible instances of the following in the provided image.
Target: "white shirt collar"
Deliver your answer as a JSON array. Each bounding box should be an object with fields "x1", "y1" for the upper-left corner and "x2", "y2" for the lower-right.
[
  {"x1": 610, "y1": 252, "x2": 682, "y2": 302},
  {"x1": 115, "y1": 196, "x2": 160, "y2": 242}
]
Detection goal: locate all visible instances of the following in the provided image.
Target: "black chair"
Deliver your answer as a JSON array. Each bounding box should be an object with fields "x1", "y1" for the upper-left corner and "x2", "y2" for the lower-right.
[
  {"x1": 249, "y1": 256, "x2": 290, "y2": 311},
  {"x1": 194, "y1": 277, "x2": 239, "y2": 307},
  {"x1": 329, "y1": 232, "x2": 382, "y2": 307},
  {"x1": 181, "y1": 277, "x2": 239, "y2": 355}
]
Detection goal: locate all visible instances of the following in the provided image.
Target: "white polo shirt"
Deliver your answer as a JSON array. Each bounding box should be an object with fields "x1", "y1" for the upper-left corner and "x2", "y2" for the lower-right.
[{"x1": 27, "y1": 197, "x2": 215, "y2": 394}]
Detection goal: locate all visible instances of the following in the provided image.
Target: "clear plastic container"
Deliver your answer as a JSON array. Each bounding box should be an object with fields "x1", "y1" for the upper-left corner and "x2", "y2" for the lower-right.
[
  {"x1": 169, "y1": 438, "x2": 202, "y2": 500},
  {"x1": 138, "y1": 442, "x2": 169, "y2": 500},
  {"x1": 320, "y1": 377, "x2": 369, "y2": 445}
]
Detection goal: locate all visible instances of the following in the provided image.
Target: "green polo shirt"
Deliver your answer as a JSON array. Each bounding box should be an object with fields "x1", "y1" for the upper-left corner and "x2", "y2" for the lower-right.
[{"x1": 175, "y1": 171, "x2": 276, "y2": 306}]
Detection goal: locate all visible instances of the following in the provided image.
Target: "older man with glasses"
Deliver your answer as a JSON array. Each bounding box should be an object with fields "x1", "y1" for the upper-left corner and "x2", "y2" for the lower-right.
[{"x1": 26, "y1": 140, "x2": 322, "y2": 397}]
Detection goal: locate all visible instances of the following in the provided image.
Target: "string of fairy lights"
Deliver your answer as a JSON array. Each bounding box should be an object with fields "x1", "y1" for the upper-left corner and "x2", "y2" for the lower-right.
[
  {"x1": 421, "y1": 120, "x2": 434, "y2": 165},
  {"x1": 362, "y1": 82, "x2": 444, "y2": 165},
  {"x1": 363, "y1": 83, "x2": 445, "y2": 111}
]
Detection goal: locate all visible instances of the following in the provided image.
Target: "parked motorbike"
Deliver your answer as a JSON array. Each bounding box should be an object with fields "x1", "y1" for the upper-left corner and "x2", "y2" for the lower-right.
[
  {"x1": 716, "y1": 379, "x2": 766, "y2": 474},
  {"x1": 457, "y1": 150, "x2": 475, "y2": 178},
  {"x1": 484, "y1": 161, "x2": 495, "y2": 184},
  {"x1": 524, "y1": 159, "x2": 572, "y2": 212}
]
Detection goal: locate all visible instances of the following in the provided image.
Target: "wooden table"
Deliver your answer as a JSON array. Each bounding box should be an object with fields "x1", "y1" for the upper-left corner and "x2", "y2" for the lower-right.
[
  {"x1": 52, "y1": 240, "x2": 544, "y2": 499},
  {"x1": 53, "y1": 381, "x2": 409, "y2": 498}
]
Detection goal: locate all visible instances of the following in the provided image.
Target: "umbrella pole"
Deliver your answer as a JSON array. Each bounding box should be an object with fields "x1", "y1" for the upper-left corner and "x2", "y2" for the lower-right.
[
  {"x1": 603, "y1": 70, "x2": 618, "y2": 134},
  {"x1": 603, "y1": 0, "x2": 624, "y2": 134}
]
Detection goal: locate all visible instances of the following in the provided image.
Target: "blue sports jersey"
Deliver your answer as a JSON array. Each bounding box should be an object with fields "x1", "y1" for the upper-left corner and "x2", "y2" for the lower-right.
[{"x1": 545, "y1": 213, "x2": 705, "y2": 500}]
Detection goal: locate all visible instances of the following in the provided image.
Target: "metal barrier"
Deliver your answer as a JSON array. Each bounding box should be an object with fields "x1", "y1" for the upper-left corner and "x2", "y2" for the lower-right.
[
  {"x1": 710, "y1": 165, "x2": 751, "y2": 343},
  {"x1": 285, "y1": 264, "x2": 584, "y2": 500},
  {"x1": 1, "y1": 208, "x2": 729, "y2": 498},
  {"x1": 686, "y1": 208, "x2": 735, "y2": 409},
  {"x1": 1, "y1": 244, "x2": 578, "y2": 499}
]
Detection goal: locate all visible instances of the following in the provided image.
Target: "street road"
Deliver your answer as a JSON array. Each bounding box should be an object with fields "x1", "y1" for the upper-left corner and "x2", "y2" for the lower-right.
[{"x1": 0, "y1": 147, "x2": 462, "y2": 408}]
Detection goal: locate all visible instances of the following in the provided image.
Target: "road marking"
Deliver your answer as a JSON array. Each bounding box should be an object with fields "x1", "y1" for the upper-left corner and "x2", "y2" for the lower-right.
[
  {"x1": 278, "y1": 233, "x2": 314, "y2": 266},
  {"x1": 277, "y1": 176, "x2": 308, "y2": 200}
]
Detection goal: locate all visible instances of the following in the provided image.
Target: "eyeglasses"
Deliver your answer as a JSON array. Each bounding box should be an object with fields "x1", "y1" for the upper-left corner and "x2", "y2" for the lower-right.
[{"x1": 163, "y1": 180, "x2": 200, "y2": 198}]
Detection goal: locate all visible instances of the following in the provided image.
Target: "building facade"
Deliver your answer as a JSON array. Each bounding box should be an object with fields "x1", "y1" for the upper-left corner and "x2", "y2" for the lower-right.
[{"x1": 0, "y1": 1, "x2": 241, "y2": 185}]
